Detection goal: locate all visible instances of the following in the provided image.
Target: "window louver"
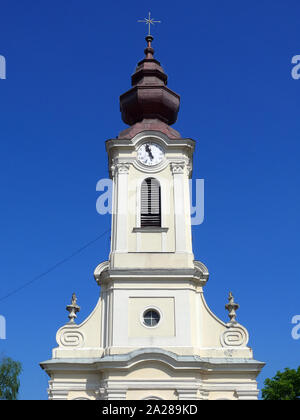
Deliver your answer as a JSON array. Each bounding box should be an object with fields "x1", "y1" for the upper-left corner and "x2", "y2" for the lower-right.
[{"x1": 141, "y1": 178, "x2": 161, "y2": 227}]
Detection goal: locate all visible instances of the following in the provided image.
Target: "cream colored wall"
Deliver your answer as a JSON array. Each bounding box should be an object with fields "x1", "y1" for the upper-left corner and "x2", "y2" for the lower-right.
[
  {"x1": 111, "y1": 285, "x2": 192, "y2": 349},
  {"x1": 140, "y1": 233, "x2": 162, "y2": 252},
  {"x1": 51, "y1": 275, "x2": 252, "y2": 360},
  {"x1": 108, "y1": 132, "x2": 195, "y2": 267},
  {"x1": 198, "y1": 292, "x2": 226, "y2": 348},
  {"x1": 45, "y1": 362, "x2": 259, "y2": 400},
  {"x1": 111, "y1": 252, "x2": 195, "y2": 269},
  {"x1": 128, "y1": 297, "x2": 175, "y2": 338},
  {"x1": 127, "y1": 165, "x2": 175, "y2": 253},
  {"x1": 106, "y1": 362, "x2": 196, "y2": 382},
  {"x1": 48, "y1": 370, "x2": 101, "y2": 400}
]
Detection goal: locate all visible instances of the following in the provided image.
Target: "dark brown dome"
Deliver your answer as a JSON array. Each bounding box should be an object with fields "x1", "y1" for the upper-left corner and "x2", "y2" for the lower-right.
[{"x1": 119, "y1": 36, "x2": 180, "y2": 127}]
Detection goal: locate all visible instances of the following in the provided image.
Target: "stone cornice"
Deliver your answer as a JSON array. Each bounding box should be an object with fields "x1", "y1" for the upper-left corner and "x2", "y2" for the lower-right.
[
  {"x1": 94, "y1": 260, "x2": 209, "y2": 287},
  {"x1": 40, "y1": 347, "x2": 265, "y2": 374}
]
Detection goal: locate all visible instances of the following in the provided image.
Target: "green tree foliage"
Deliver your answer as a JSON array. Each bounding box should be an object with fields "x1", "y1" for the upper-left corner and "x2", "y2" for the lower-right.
[
  {"x1": 0, "y1": 357, "x2": 22, "y2": 400},
  {"x1": 262, "y1": 367, "x2": 300, "y2": 400}
]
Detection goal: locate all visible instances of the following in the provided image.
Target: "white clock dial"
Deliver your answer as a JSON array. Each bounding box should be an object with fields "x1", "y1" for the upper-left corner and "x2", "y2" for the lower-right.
[{"x1": 137, "y1": 143, "x2": 165, "y2": 166}]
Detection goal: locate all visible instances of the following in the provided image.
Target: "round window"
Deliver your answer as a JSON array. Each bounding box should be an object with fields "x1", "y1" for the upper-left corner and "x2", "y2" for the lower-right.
[{"x1": 143, "y1": 309, "x2": 160, "y2": 327}]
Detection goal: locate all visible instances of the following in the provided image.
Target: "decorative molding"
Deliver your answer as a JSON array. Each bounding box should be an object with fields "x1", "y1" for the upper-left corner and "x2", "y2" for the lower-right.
[
  {"x1": 111, "y1": 161, "x2": 131, "y2": 176},
  {"x1": 99, "y1": 386, "x2": 127, "y2": 400},
  {"x1": 198, "y1": 389, "x2": 210, "y2": 400},
  {"x1": 48, "y1": 389, "x2": 69, "y2": 400},
  {"x1": 186, "y1": 164, "x2": 193, "y2": 178},
  {"x1": 57, "y1": 327, "x2": 85, "y2": 348},
  {"x1": 41, "y1": 347, "x2": 264, "y2": 372},
  {"x1": 220, "y1": 325, "x2": 249, "y2": 348},
  {"x1": 193, "y1": 260, "x2": 209, "y2": 285},
  {"x1": 94, "y1": 261, "x2": 110, "y2": 286},
  {"x1": 132, "y1": 227, "x2": 169, "y2": 233},
  {"x1": 235, "y1": 389, "x2": 259, "y2": 400},
  {"x1": 170, "y1": 162, "x2": 186, "y2": 174},
  {"x1": 176, "y1": 388, "x2": 198, "y2": 400},
  {"x1": 98, "y1": 386, "x2": 108, "y2": 400}
]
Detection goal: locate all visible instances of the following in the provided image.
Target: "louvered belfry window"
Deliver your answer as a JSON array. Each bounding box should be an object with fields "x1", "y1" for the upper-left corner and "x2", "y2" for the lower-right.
[{"x1": 141, "y1": 178, "x2": 161, "y2": 227}]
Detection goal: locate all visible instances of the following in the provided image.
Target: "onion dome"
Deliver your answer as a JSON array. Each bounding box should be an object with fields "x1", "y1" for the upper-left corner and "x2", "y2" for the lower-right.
[{"x1": 118, "y1": 36, "x2": 181, "y2": 139}]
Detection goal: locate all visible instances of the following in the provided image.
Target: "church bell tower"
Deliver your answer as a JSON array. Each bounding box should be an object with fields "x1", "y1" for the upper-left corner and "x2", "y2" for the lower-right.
[{"x1": 40, "y1": 35, "x2": 264, "y2": 401}]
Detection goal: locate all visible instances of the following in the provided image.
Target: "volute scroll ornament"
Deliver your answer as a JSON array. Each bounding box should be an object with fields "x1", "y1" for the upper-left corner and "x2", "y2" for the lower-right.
[
  {"x1": 220, "y1": 325, "x2": 249, "y2": 348},
  {"x1": 57, "y1": 327, "x2": 85, "y2": 348}
]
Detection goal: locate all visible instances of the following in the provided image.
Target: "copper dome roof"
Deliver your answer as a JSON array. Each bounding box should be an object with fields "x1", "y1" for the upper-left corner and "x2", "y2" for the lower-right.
[{"x1": 119, "y1": 36, "x2": 181, "y2": 138}]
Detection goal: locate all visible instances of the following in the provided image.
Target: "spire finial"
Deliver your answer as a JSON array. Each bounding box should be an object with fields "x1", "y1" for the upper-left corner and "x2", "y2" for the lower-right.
[
  {"x1": 144, "y1": 35, "x2": 155, "y2": 59},
  {"x1": 66, "y1": 293, "x2": 80, "y2": 324},
  {"x1": 119, "y1": 15, "x2": 180, "y2": 134},
  {"x1": 146, "y1": 35, "x2": 153, "y2": 48},
  {"x1": 225, "y1": 292, "x2": 240, "y2": 324},
  {"x1": 138, "y1": 12, "x2": 161, "y2": 36}
]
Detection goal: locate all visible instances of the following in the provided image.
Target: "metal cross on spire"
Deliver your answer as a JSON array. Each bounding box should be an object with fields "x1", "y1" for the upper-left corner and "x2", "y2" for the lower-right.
[{"x1": 138, "y1": 12, "x2": 161, "y2": 36}]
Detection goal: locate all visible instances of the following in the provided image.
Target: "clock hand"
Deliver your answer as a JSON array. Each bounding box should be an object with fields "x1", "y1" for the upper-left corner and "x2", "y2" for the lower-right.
[{"x1": 145, "y1": 144, "x2": 154, "y2": 160}]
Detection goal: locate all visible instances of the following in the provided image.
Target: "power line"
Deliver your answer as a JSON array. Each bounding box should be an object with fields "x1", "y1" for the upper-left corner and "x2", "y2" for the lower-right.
[{"x1": 0, "y1": 228, "x2": 110, "y2": 303}]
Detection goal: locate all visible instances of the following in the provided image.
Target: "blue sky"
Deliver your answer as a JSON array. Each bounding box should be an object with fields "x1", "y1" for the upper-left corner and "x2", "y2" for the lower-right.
[{"x1": 0, "y1": 0, "x2": 299, "y2": 399}]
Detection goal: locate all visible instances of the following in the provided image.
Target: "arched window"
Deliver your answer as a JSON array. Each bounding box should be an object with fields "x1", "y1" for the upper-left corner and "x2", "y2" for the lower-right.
[{"x1": 141, "y1": 178, "x2": 161, "y2": 227}]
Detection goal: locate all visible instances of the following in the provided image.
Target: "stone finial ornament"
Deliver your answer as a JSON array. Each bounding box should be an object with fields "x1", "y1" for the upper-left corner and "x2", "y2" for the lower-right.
[
  {"x1": 66, "y1": 293, "x2": 80, "y2": 324},
  {"x1": 225, "y1": 292, "x2": 239, "y2": 324}
]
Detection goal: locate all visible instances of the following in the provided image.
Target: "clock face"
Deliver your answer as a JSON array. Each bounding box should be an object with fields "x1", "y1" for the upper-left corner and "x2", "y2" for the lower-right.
[{"x1": 137, "y1": 143, "x2": 165, "y2": 166}]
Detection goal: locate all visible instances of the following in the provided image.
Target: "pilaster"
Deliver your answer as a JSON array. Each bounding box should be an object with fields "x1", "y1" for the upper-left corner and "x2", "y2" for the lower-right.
[
  {"x1": 171, "y1": 162, "x2": 187, "y2": 253},
  {"x1": 111, "y1": 162, "x2": 130, "y2": 253}
]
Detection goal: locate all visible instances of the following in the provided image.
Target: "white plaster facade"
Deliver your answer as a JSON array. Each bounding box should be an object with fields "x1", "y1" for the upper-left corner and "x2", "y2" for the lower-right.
[{"x1": 41, "y1": 130, "x2": 264, "y2": 400}]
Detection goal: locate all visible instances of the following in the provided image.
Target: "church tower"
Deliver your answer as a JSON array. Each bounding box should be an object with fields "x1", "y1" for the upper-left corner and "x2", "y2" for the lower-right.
[{"x1": 41, "y1": 35, "x2": 264, "y2": 400}]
